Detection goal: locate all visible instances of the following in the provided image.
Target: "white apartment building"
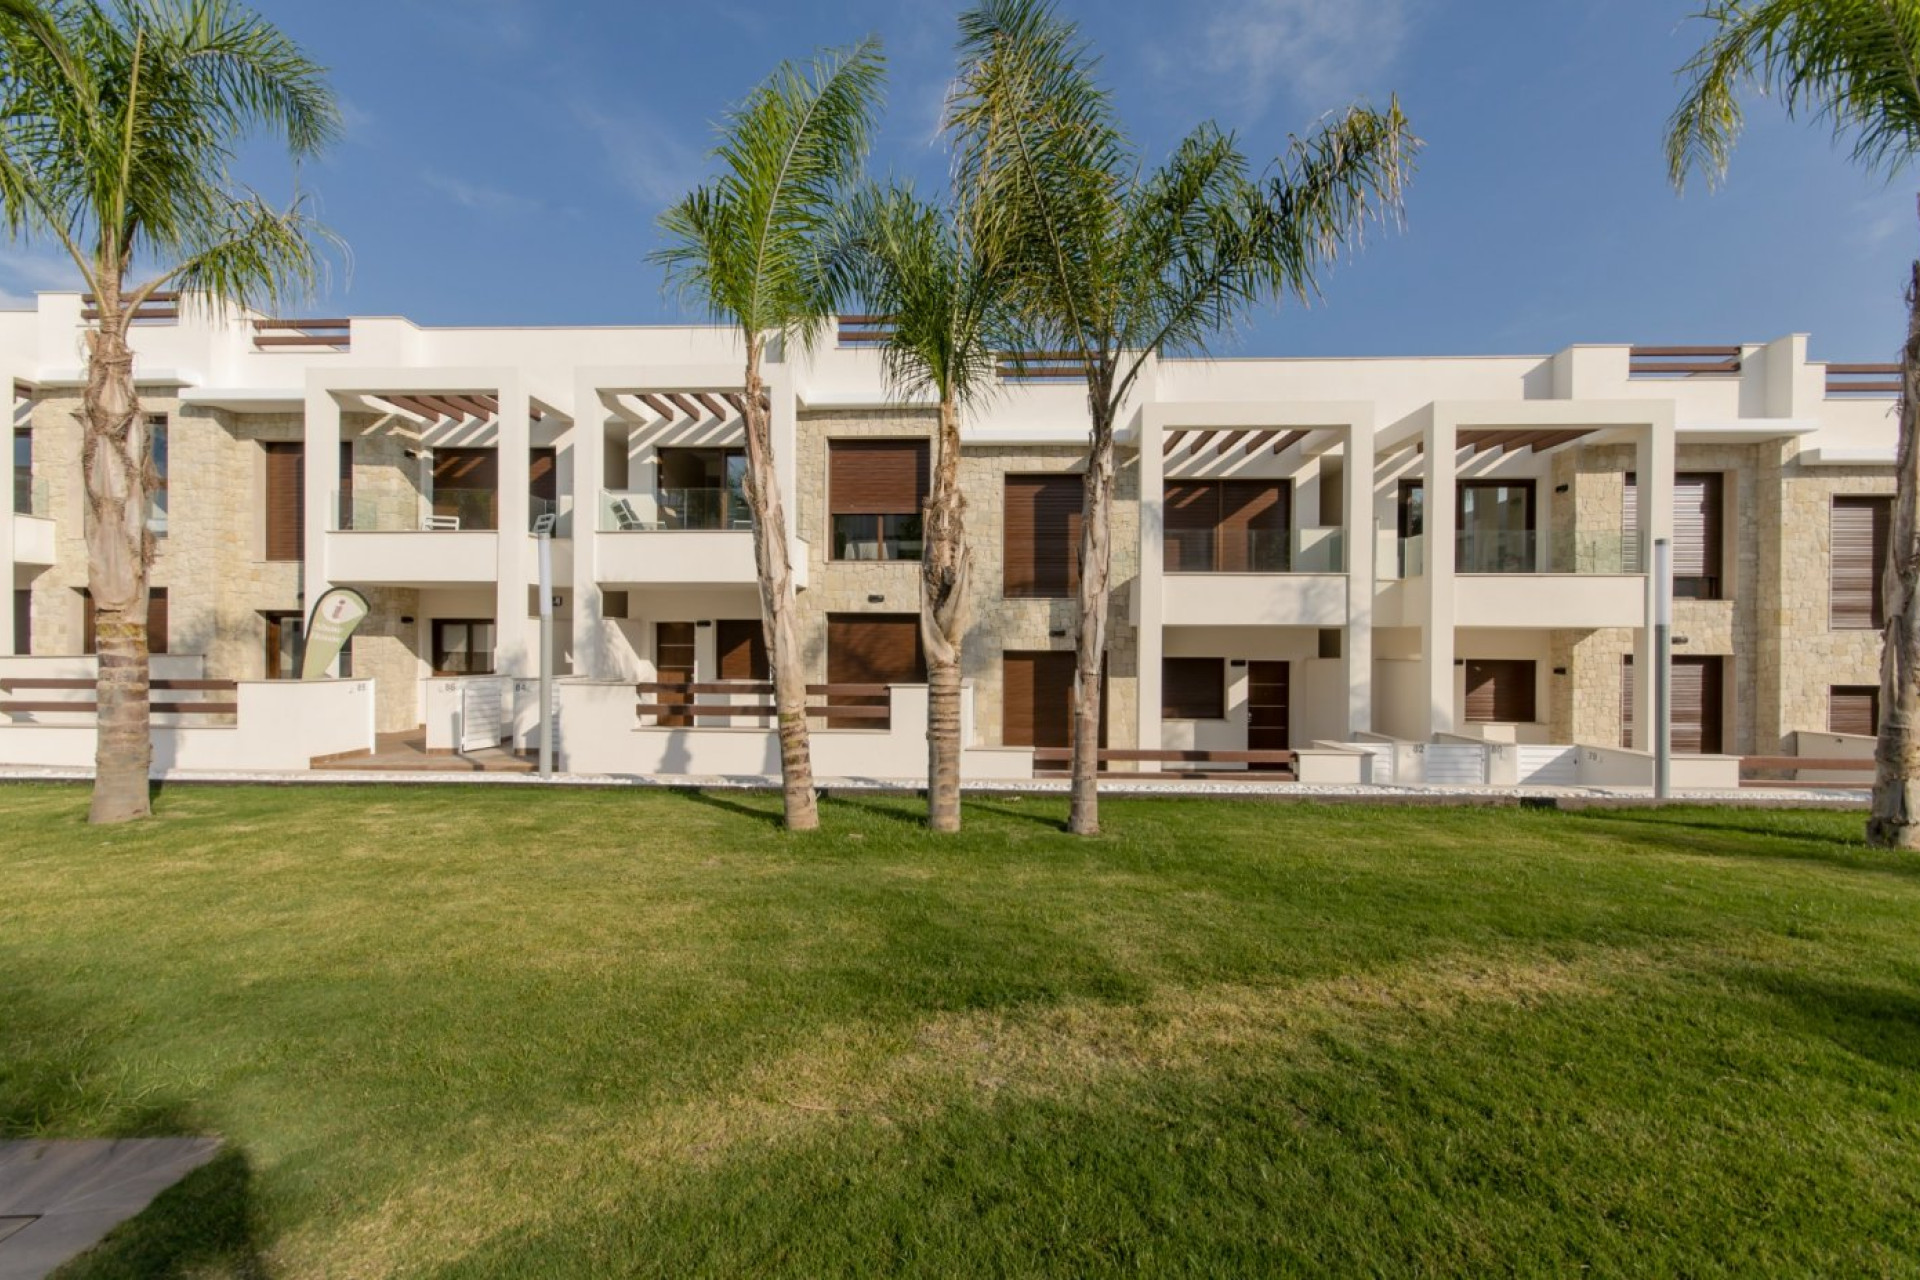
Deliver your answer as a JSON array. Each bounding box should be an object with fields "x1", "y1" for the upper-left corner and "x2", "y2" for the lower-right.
[{"x1": 0, "y1": 293, "x2": 1899, "y2": 783}]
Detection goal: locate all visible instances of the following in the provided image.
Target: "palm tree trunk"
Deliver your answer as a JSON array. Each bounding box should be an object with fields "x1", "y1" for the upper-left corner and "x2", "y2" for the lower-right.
[
  {"x1": 1068, "y1": 397, "x2": 1116, "y2": 836},
  {"x1": 922, "y1": 393, "x2": 971, "y2": 832},
  {"x1": 1870, "y1": 260, "x2": 1920, "y2": 849},
  {"x1": 740, "y1": 341, "x2": 819, "y2": 831},
  {"x1": 82, "y1": 309, "x2": 154, "y2": 824}
]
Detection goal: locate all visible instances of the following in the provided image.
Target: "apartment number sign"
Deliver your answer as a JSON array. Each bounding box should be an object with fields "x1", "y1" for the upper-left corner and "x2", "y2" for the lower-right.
[{"x1": 300, "y1": 587, "x2": 372, "y2": 681}]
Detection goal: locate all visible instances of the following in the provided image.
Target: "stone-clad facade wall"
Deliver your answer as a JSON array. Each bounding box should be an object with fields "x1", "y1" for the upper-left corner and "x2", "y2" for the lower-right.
[
  {"x1": 1548, "y1": 438, "x2": 1885, "y2": 755},
  {"x1": 25, "y1": 395, "x2": 303, "y2": 674},
  {"x1": 792, "y1": 409, "x2": 1140, "y2": 747}
]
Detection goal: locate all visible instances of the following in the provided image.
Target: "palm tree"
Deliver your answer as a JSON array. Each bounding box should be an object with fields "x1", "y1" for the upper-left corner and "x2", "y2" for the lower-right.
[
  {"x1": 830, "y1": 186, "x2": 1008, "y2": 831},
  {"x1": 949, "y1": 0, "x2": 1417, "y2": 835},
  {"x1": 1666, "y1": 0, "x2": 1920, "y2": 849},
  {"x1": 655, "y1": 40, "x2": 885, "y2": 832},
  {"x1": 0, "y1": 0, "x2": 338, "y2": 824}
]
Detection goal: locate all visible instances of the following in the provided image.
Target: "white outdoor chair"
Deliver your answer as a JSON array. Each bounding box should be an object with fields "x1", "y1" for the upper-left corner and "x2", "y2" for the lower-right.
[
  {"x1": 423, "y1": 513, "x2": 461, "y2": 531},
  {"x1": 531, "y1": 512, "x2": 557, "y2": 536},
  {"x1": 610, "y1": 499, "x2": 645, "y2": 531}
]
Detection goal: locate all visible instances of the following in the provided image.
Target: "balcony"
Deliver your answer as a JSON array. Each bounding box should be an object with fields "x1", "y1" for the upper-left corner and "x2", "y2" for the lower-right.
[
  {"x1": 597, "y1": 488, "x2": 761, "y2": 586},
  {"x1": 326, "y1": 489, "x2": 501, "y2": 585},
  {"x1": 1160, "y1": 527, "x2": 1349, "y2": 627},
  {"x1": 1389, "y1": 531, "x2": 1646, "y2": 629}
]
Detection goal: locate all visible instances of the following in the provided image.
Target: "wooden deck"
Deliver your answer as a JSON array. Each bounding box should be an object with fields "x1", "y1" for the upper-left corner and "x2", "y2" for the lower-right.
[{"x1": 312, "y1": 730, "x2": 537, "y2": 774}]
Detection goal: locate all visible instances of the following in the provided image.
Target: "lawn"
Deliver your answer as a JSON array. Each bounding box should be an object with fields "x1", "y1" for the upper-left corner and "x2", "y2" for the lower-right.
[{"x1": 1, "y1": 784, "x2": 1916, "y2": 1278}]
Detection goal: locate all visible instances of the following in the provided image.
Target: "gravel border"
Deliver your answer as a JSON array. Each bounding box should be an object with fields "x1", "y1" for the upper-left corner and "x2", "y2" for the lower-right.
[{"x1": 0, "y1": 765, "x2": 1869, "y2": 808}]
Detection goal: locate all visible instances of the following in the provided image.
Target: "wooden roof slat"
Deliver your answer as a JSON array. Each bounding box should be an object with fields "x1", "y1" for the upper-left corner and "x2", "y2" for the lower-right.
[
  {"x1": 1241, "y1": 430, "x2": 1279, "y2": 455},
  {"x1": 1272, "y1": 429, "x2": 1309, "y2": 455},
  {"x1": 695, "y1": 392, "x2": 731, "y2": 419},
  {"x1": 668, "y1": 392, "x2": 705, "y2": 419},
  {"x1": 1163, "y1": 430, "x2": 1190, "y2": 457},
  {"x1": 638, "y1": 392, "x2": 680, "y2": 421},
  {"x1": 1213, "y1": 429, "x2": 1250, "y2": 456}
]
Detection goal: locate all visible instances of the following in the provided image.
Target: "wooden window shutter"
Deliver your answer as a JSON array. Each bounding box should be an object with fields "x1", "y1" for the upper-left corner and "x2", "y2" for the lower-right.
[
  {"x1": 1672, "y1": 472, "x2": 1722, "y2": 594},
  {"x1": 1620, "y1": 655, "x2": 1634, "y2": 748},
  {"x1": 530, "y1": 447, "x2": 558, "y2": 504},
  {"x1": 1004, "y1": 475, "x2": 1083, "y2": 598},
  {"x1": 1829, "y1": 685, "x2": 1879, "y2": 737},
  {"x1": 1002, "y1": 649, "x2": 1081, "y2": 749},
  {"x1": 264, "y1": 442, "x2": 305, "y2": 561},
  {"x1": 1831, "y1": 496, "x2": 1891, "y2": 629},
  {"x1": 826, "y1": 614, "x2": 924, "y2": 728},
  {"x1": 1163, "y1": 483, "x2": 1221, "y2": 572},
  {"x1": 1670, "y1": 656, "x2": 1723, "y2": 754},
  {"x1": 1219, "y1": 480, "x2": 1289, "y2": 573},
  {"x1": 12, "y1": 588, "x2": 29, "y2": 656},
  {"x1": 717, "y1": 618, "x2": 769, "y2": 681},
  {"x1": 1463, "y1": 659, "x2": 1534, "y2": 723},
  {"x1": 829, "y1": 440, "x2": 929, "y2": 515},
  {"x1": 1161, "y1": 657, "x2": 1225, "y2": 720}
]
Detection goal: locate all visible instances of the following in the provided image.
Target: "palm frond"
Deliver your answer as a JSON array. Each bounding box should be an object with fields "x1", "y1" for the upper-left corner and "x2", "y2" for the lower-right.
[
  {"x1": 654, "y1": 38, "x2": 885, "y2": 350},
  {"x1": 1669, "y1": 0, "x2": 1920, "y2": 190}
]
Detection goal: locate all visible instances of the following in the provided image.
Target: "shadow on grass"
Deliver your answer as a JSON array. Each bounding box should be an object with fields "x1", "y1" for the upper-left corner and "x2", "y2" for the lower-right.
[
  {"x1": 1566, "y1": 810, "x2": 1920, "y2": 881},
  {"x1": 55, "y1": 1146, "x2": 266, "y2": 1280},
  {"x1": 679, "y1": 787, "x2": 786, "y2": 829},
  {"x1": 1725, "y1": 967, "x2": 1920, "y2": 1074},
  {"x1": 962, "y1": 799, "x2": 1070, "y2": 834}
]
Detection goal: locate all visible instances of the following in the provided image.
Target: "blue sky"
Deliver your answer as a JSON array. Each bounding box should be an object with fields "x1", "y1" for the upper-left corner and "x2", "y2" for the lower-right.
[{"x1": 1, "y1": 0, "x2": 1912, "y2": 362}]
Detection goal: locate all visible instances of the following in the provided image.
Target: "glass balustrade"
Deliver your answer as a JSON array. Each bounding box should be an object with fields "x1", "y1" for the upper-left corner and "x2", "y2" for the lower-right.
[
  {"x1": 347, "y1": 487, "x2": 499, "y2": 532},
  {"x1": 1394, "y1": 530, "x2": 1644, "y2": 577},
  {"x1": 600, "y1": 488, "x2": 754, "y2": 533},
  {"x1": 1162, "y1": 527, "x2": 1346, "y2": 574}
]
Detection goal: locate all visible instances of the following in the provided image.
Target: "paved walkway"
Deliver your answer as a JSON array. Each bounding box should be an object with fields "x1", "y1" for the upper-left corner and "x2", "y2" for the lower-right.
[
  {"x1": 0, "y1": 764, "x2": 1868, "y2": 806},
  {"x1": 0, "y1": 1139, "x2": 221, "y2": 1280}
]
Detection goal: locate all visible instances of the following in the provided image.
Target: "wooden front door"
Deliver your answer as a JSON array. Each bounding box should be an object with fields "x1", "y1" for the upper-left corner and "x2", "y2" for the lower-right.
[
  {"x1": 1247, "y1": 661, "x2": 1290, "y2": 769},
  {"x1": 825, "y1": 615, "x2": 924, "y2": 728},
  {"x1": 656, "y1": 622, "x2": 696, "y2": 727}
]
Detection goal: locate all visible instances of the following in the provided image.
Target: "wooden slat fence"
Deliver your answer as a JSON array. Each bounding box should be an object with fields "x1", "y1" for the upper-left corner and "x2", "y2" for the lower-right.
[{"x1": 0, "y1": 676, "x2": 239, "y2": 716}]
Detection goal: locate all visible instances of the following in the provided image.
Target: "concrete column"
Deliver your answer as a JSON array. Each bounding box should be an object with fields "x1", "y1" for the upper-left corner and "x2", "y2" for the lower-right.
[
  {"x1": 493, "y1": 374, "x2": 533, "y2": 678},
  {"x1": 1135, "y1": 406, "x2": 1165, "y2": 757},
  {"x1": 1343, "y1": 418, "x2": 1376, "y2": 736},
  {"x1": 1630, "y1": 413, "x2": 1676, "y2": 750},
  {"x1": 1422, "y1": 408, "x2": 1456, "y2": 736},
  {"x1": 571, "y1": 375, "x2": 608, "y2": 679},
  {"x1": 301, "y1": 381, "x2": 340, "y2": 670}
]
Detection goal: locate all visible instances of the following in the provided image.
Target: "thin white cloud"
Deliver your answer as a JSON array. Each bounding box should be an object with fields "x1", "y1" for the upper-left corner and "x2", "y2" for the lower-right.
[
  {"x1": 1855, "y1": 195, "x2": 1916, "y2": 251},
  {"x1": 572, "y1": 100, "x2": 707, "y2": 212},
  {"x1": 1170, "y1": 0, "x2": 1413, "y2": 118},
  {"x1": 422, "y1": 170, "x2": 543, "y2": 218}
]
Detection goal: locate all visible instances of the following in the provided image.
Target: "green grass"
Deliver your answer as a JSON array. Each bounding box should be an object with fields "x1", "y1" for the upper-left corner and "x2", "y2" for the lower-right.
[{"x1": 1, "y1": 785, "x2": 1917, "y2": 1277}]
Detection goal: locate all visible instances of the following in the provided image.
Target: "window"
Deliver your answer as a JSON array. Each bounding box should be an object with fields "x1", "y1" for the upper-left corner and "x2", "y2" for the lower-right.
[
  {"x1": 1456, "y1": 481, "x2": 1534, "y2": 573},
  {"x1": 657, "y1": 447, "x2": 748, "y2": 530},
  {"x1": 264, "y1": 442, "x2": 304, "y2": 561},
  {"x1": 1463, "y1": 658, "x2": 1535, "y2": 723},
  {"x1": 1625, "y1": 473, "x2": 1724, "y2": 597},
  {"x1": 1161, "y1": 657, "x2": 1226, "y2": 720},
  {"x1": 12, "y1": 428, "x2": 31, "y2": 515},
  {"x1": 1164, "y1": 481, "x2": 1289, "y2": 572},
  {"x1": 1004, "y1": 474, "x2": 1082, "y2": 597},
  {"x1": 530, "y1": 446, "x2": 558, "y2": 526},
  {"x1": 829, "y1": 440, "x2": 927, "y2": 560},
  {"x1": 431, "y1": 619, "x2": 495, "y2": 675},
  {"x1": 11, "y1": 588, "x2": 28, "y2": 656},
  {"x1": 717, "y1": 618, "x2": 769, "y2": 681},
  {"x1": 431, "y1": 449, "x2": 498, "y2": 530},
  {"x1": 1831, "y1": 495, "x2": 1891, "y2": 629},
  {"x1": 145, "y1": 415, "x2": 168, "y2": 536},
  {"x1": 82, "y1": 588, "x2": 167, "y2": 654},
  {"x1": 1830, "y1": 685, "x2": 1879, "y2": 737}
]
